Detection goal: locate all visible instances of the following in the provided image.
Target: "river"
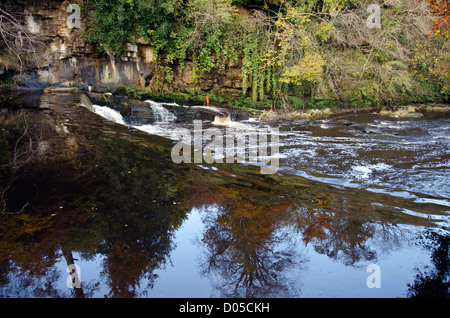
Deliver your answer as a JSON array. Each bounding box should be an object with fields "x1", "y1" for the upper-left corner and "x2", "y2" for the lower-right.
[{"x1": 0, "y1": 91, "x2": 448, "y2": 298}]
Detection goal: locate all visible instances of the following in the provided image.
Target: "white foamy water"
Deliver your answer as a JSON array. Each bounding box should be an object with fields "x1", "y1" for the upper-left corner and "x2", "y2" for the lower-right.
[
  {"x1": 349, "y1": 163, "x2": 393, "y2": 181},
  {"x1": 93, "y1": 105, "x2": 127, "y2": 125},
  {"x1": 134, "y1": 123, "x2": 181, "y2": 140},
  {"x1": 145, "y1": 100, "x2": 176, "y2": 123},
  {"x1": 93, "y1": 102, "x2": 450, "y2": 198}
]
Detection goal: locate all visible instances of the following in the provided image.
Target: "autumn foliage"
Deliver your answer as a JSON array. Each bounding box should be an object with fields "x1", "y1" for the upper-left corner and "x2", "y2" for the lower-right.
[{"x1": 425, "y1": 0, "x2": 450, "y2": 38}]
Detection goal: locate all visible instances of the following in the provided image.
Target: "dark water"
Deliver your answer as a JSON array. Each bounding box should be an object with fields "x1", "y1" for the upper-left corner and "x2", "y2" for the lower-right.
[{"x1": 0, "y1": 92, "x2": 449, "y2": 298}]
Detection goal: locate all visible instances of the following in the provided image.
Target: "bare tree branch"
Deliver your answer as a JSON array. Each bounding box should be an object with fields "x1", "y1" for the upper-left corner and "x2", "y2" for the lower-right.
[{"x1": 0, "y1": 5, "x2": 46, "y2": 73}]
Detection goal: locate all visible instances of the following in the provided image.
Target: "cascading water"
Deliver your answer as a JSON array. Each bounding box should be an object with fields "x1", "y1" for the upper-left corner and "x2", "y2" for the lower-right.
[
  {"x1": 93, "y1": 105, "x2": 127, "y2": 125},
  {"x1": 93, "y1": 100, "x2": 180, "y2": 140},
  {"x1": 93, "y1": 101, "x2": 450, "y2": 201},
  {"x1": 145, "y1": 100, "x2": 176, "y2": 123}
]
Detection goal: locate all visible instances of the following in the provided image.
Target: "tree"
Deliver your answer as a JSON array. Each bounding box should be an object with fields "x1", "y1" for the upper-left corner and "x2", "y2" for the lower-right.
[
  {"x1": 422, "y1": 0, "x2": 450, "y2": 94},
  {"x1": 86, "y1": 0, "x2": 184, "y2": 57},
  {"x1": 0, "y1": 5, "x2": 45, "y2": 73},
  {"x1": 425, "y1": 0, "x2": 450, "y2": 39},
  {"x1": 259, "y1": 1, "x2": 326, "y2": 106}
]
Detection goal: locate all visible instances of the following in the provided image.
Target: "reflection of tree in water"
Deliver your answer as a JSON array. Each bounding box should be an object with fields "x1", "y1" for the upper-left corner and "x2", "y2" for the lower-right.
[
  {"x1": 407, "y1": 230, "x2": 450, "y2": 298},
  {"x1": 194, "y1": 180, "x2": 421, "y2": 297},
  {"x1": 92, "y1": 138, "x2": 190, "y2": 297},
  {"x1": 194, "y1": 183, "x2": 305, "y2": 297},
  {"x1": 289, "y1": 192, "x2": 377, "y2": 266},
  {"x1": 0, "y1": 102, "x2": 191, "y2": 297},
  {"x1": 300, "y1": 210, "x2": 377, "y2": 266},
  {"x1": 292, "y1": 191, "x2": 415, "y2": 266}
]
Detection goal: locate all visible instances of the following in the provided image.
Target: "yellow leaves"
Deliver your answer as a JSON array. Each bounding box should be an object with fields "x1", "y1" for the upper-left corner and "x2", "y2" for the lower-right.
[
  {"x1": 275, "y1": 3, "x2": 310, "y2": 35},
  {"x1": 279, "y1": 53, "x2": 325, "y2": 86},
  {"x1": 269, "y1": 2, "x2": 326, "y2": 88},
  {"x1": 411, "y1": 38, "x2": 450, "y2": 93},
  {"x1": 316, "y1": 22, "x2": 332, "y2": 43},
  {"x1": 424, "y1": 0, "x2": 450, "y2": 39},
  {"x1": 261, "y1": 49, "x2": 278, "y2": 67},
  {"x1": 274, "y1": 19, "x2": 284, "y2": 29}
]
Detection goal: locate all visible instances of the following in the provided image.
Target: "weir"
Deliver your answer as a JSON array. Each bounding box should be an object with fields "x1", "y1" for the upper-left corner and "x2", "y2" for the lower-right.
[
  {"x1": 145, "y1": 100, "x2": 177, "y2": 123},
  {"x1": 79, "y1": 93, "x2": 94, "y2": 112}
]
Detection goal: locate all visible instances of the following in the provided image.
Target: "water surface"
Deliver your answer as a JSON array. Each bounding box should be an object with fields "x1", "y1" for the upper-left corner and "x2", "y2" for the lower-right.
[{"x1": 0, "y1": 92, "x2": 448, "y2": 298}]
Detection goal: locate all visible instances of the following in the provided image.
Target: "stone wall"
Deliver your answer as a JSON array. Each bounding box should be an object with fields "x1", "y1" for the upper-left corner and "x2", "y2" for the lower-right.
[{"x1": 20, "y1": 1, "x2": 244, "y2": 97}]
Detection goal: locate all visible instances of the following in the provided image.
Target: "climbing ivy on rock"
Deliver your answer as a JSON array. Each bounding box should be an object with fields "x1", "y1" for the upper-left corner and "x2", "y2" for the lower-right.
[{"x1": 84, "y1": 0, "x2": 449, "y2": 108}]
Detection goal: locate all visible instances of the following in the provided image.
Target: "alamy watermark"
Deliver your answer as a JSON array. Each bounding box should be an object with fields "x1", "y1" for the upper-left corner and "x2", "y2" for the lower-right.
[
  {"x1": 366, "y1": 264, "x2": 381, "y2": 288},
  {"x1": 366, "y1": 4, "x2": 382, "y2": 29},
  {"x1": 66, "y1": 4, "x2": 81, "y2": 29},
  {"x1": 170, "y1": 120, "x2": 280, "y2": 174},
  {"x1": 66, "y1": 264, "x2": 82, "y2": 289}
]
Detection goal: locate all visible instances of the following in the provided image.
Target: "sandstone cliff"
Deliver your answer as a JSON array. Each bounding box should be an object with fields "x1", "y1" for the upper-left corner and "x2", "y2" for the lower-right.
[{"x1": 15, "y1": 1, "x2": 243, "y2": 97}]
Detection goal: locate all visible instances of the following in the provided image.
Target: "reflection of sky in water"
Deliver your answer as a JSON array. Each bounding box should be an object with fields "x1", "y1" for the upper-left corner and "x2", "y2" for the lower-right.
[
  {"x1": 122, "y1": 211, "x2": 439, "y2": 298},
  {"x1": 0, "y1": 206, "x2": 437, "y2": 298},
  {"x1": 147, "y1": 207, "x2": 214, "y2": 298}
]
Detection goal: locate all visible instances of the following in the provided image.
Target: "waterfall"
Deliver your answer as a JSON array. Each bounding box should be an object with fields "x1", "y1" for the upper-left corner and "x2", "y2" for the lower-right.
[
  {"x1": 80, "y1": 93, "x2": 94, "y2": 112},
  {"x1": 145, "y1": 100, "x2": 176, "y2": 123},
  {"x1": 93, "y1": 105, "x2": 127, "y2": 125}
]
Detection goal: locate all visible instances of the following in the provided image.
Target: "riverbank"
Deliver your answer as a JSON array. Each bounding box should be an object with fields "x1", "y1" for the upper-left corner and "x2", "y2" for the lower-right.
[
  {"x1": 255, "y1": 103, "x2": 450, "y2": 122},
  {"x1": 75, "y1": 85, "x2": 450, "y2": 121},
  {"x1": 2, "y1": 85, "x2": 448, "y2": 125}
]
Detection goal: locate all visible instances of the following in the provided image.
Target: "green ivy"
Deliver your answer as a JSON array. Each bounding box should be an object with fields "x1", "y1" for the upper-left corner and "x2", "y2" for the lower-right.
[{"x1": 84, "y1": 0, "x2": 448, "y2": 108}]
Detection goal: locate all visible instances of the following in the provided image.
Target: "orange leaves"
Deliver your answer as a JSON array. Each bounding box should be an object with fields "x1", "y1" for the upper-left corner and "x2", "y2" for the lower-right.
[
  {"x1": 300, "y1": 211, "x2": 333, "y2": 244},
  {"x1": 424, "y1": 0, "x2": 450, "y2": 38},
  {"x1": 297, "y1": 193, "x2": 334, "y2": 244},
  {"x1": 188, "y1": 180, "x2": 228, "y2": 207}
]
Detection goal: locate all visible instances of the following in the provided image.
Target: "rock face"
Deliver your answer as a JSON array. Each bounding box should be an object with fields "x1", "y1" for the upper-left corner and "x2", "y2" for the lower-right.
[{"x1": 19, "y1": 1, "x2": 244, "y2": 97}]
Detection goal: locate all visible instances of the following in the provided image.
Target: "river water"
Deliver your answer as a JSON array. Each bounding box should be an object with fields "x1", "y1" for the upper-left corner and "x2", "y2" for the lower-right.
[
  {"x1": 94, "y1": 102, "x2": 450, "y2": 201},
  {"x1": 0, "y1": 92, "x2": 449, "y2": 298}
]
